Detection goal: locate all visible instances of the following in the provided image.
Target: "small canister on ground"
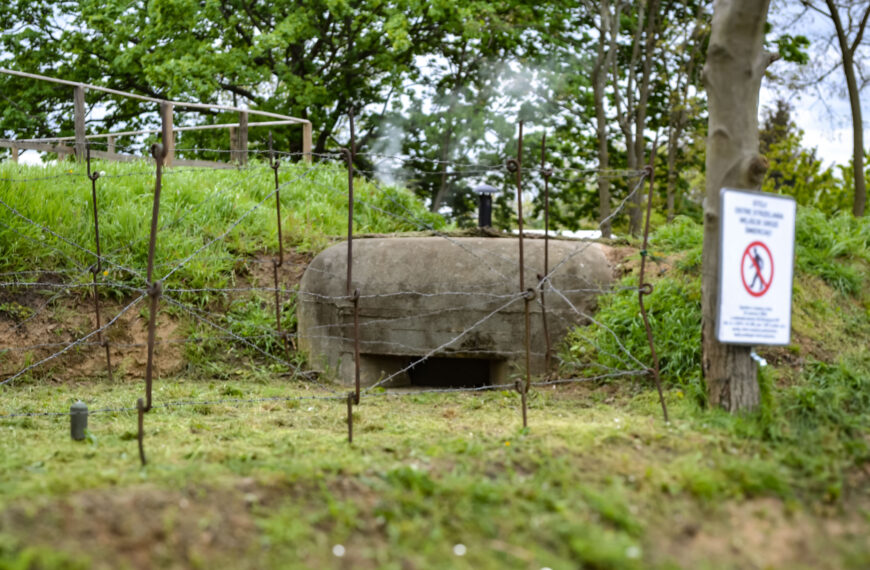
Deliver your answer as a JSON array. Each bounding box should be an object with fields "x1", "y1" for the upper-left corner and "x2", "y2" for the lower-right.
[{"x1": 70, "y1": 401, "x2": 88, "y2": 441}]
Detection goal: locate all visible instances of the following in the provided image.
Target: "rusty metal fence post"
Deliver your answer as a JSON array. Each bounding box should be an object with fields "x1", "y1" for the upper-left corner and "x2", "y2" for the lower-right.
[
  {"x1": 86, "y1": 143, "x2": 113, "y2": 381},
  {"x1": 345, "y1": 110, "x2": 361, "y2": 407},
  {"x1": 539, "y1": 134, "x2": 553, "y2": 372},
  {"x1": 268, "y1": 132, "x2": 291, "y2": 359},
  {"x1": 137, "y1": 397, "x2": 147, "y2": 466},
  {"x1": 347, "y1": 392, "x2": 354, "y2": 444},
  {"x1": 638, "y1": 142, "x2": 669, "y2": 423},
  {"x1": 507, "y1": 121, "x2": 532, "y2": 428}
]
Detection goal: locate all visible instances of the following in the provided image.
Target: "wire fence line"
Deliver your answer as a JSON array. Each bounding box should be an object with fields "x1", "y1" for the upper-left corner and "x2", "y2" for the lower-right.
[
  {"x1": 2, "y1": 134, "x2": 669, "y2": 459},
  {"x1": 0, "y1": 194, "x2": 145, "y2": 281},
  {"x1": 2, "y1": 371, "x2": 644, "y2": 419}
]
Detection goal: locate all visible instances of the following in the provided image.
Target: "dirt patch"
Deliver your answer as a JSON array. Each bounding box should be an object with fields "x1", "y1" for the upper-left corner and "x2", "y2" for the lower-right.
[
  {"x1": 0, "y1": 292, "x2": 185, "y2": 382},
  {"x1": 601, "y1": 245, "x2": 636, "y2": 279},
  {"x1": 0, "y1": 483, "x2": 264, "y2": 569},
  {"x1": 600, "y1": 244, "x2": 679, "y2": 281},
  {"x1": 239, "y1": 250, "x2": 311, "y2": 293},
  {"x1": 0, "y1": 250, "x2": 312, "y2": 383}
]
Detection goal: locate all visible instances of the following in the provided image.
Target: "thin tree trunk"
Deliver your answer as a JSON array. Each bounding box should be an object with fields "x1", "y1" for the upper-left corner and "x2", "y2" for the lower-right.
[
  {"x1": 666, "y1": 0, "x2": 705, "y2": 222},
  {"x1": 630, "y1": 0, "x2": 660, "y2": 235},
  {"x1": 593, "y1": 0, "x2": 616, "y2": 237},
  {"x1": 666, "y1": 123, "x2": 679, "y2": 221},
  {"x1": 701, "y1": 0, "x2": 775, "y2": 411},
  {"x1": 431, "y1": 46, "x2": 467, "y2": 213},
  {"x1": 824, "y1": 0, "x2": 867, "y2": 217},
  {"x1": 431, "y1": 122, "x2": 455, "y2": 212}
]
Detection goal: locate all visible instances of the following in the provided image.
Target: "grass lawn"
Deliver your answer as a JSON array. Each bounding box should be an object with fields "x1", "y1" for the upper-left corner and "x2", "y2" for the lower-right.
[
  {"x1": 2, "y1": 161, "x2": 870, "y2": 569},
  {"x1": 2, "y1": 374, "x2": 869, "y2": 570}
]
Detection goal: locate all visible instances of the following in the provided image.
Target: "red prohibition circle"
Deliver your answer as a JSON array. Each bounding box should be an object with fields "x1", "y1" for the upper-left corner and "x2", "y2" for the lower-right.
[{"x1": 741, "y1": 241, "x2": 774, "y2": 297}]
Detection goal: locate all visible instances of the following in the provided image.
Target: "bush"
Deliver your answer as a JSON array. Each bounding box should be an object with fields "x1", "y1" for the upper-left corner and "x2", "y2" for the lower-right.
[
  {"x1": 563, "y1": 276, "x2": 705, "y2": 404},
  {"x1": 794, "y1": 207, "x2": 869, "y2": 296}
]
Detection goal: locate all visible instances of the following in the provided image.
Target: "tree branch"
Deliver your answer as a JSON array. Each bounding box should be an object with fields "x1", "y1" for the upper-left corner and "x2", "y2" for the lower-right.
[{"x1": 849, "y1": 5, "x2": 870, "y2": 55}]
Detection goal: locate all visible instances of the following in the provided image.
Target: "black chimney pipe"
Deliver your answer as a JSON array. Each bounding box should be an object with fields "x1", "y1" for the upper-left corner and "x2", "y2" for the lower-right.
[{"x1": 473, "y1": 184, "x2": 498, "y2": 228}]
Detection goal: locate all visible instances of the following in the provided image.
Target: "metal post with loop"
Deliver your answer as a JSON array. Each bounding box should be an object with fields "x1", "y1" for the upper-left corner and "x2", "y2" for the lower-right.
[
  {"x1": 538, "y1": 134, "x2": 553, "y2": 372},
  {"x1": 143, "y1": 134, "x2": 167, "y2": 412},
  {"x1": 507, "y1": 121, "x2": 532, "y2": 428},
  {"x1": 638, "y1": 140, "x2": 669, "y2": 423},
  {"x1": 86, "y1": 143, "x2": 113, "y2": 381},
  {"x1": 268, "y1": 132, "x2": 290, "y2": 359},
  {"x1": 344, "y1": 109, "x2": 361, "y2": 408}
]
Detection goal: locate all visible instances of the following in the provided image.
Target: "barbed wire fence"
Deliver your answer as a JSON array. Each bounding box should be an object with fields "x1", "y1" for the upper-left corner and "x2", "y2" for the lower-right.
[{"x1": 0, "y1": 117, "x2": 669, "y2": 465}]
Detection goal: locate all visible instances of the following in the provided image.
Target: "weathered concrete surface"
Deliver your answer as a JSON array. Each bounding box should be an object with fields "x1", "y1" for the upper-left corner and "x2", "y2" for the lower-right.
[{"x1": 297, "y1": 237, "x2": 612, "y2": 386}]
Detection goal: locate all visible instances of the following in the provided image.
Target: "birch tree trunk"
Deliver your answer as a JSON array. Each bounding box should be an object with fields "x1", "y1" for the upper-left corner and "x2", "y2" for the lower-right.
[{"x1": 701, "y1": 0, "x2": 775, "y2": 411}]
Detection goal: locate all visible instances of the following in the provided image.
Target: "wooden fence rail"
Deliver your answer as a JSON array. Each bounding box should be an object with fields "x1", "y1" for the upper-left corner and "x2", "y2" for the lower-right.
[{"x1": 0, "y1": 68, "x2": 312, "y2": 167}]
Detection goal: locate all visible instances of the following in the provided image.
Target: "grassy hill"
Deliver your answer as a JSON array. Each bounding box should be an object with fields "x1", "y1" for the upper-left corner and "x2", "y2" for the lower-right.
[
  {"x1": 1, "y1": 161, "x2": 870, "y2": 569},
  {"x1": 0, "y1": 159, "x2": 444, "y2": 288}
]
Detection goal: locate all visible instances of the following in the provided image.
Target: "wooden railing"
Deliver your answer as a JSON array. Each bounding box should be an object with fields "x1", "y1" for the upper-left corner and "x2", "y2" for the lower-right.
[{"x1": 0, "y1": 68, "x2": 313, "y2": 167}]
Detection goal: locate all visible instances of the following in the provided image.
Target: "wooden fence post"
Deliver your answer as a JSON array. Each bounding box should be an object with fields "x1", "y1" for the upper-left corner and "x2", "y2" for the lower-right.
[
  {"x1": 160, "y1": 102, "x2": 174, "y2": 166},
  {"x1": 302, "y1": 121, "x2": 312, "y2": 163},
  {"x1": 74, "y1": 85, "x2": 86, "y2": 163},
  {"x1": 10, "y1": 145, "x2": 18, "y2": 163},
  {"x1": 107, "y1": 136, "x2": 115, "y2": 156},
  {"x1": 238, "y1": 111, "x2": 248, "y2": 166}
]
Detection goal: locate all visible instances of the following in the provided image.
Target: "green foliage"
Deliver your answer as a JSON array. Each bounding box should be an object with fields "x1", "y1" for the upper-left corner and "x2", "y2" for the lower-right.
[
  {"x1": 0, "y1": 303, "x2": 33, "y2": 323},
  {"x1": 780, "y1": 354, "x2": 870, "y2": 434},
  {"x1": 648, "y1": 214, "x2": 704, "y2": 270},
  {"x1": 795, "y1": 207, "x2": 870, "y2": 295},
  {"x1": 0, "y1": 532, "x2": 90, "y2": 569},
  {"x1": 562, "y1": 202, "x2": 870, "y2": 508},
  {"x1": 564, "y1": 275, "x2": 705, "y2": 403},
  {"x1": 0, "y1": 0, "x2": 717, "y2": 230},
  {"x1": 648, "y1": 207, "x2": 870, "y2": 295},
  {"x1": 760, "y1": 100, "x2": 852, "y2": 215},
  {"x1": 774, "y1": 34, "x2": 811, "y2": 64},
  {"x1": 0, "y1": 0, "x2": 521, "y2": 157}
]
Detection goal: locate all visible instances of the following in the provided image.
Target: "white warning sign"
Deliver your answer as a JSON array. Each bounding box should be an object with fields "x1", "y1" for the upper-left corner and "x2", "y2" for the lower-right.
[{"x1": 716, "y1": 188, "x2": 796, "y2": 345}]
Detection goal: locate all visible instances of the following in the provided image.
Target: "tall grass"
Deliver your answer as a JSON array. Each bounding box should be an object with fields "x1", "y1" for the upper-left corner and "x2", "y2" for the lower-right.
[
  {"x1": 562, "y1": 205, "x2": 870, "y2": 499},
  {"x1": 0, "y1": 159, "x2": 445, "y2": 291},
  {"x1": 794, "y1": 207, "x2": 870, "y2": 295}
]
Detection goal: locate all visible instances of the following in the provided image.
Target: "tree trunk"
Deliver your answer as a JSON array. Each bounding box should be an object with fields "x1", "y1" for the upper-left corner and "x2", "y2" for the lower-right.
[
  {"x1": 667, "y1": 0, "x2": 707, "y2": 222},
  {"x1": 593, "y1": 0, "x2": 616, "y2": 237},
  {"x1": 666, "y1": 120, "x2": 681, "y2": 221},
  {"x1": 701, "y1": 0, "x2": 774, "y2": 411},
  {"x1": 824, "y1": 0, "x2": 867, "y2": 217},
  {"x1": 630, "y1": 0, "x2": 660, "y2": 235},
  {"x1": 623, "y1": 2, "x2": 644, "y2": 237},
  {"x1": 431, "y1": 121, "x2": 455, "y2": 212}
]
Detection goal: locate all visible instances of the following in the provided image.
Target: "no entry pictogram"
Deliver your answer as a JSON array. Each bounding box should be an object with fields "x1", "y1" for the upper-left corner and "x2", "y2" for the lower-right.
[{"x1": 741, "y1": 241, "x2": 773, "y2": 297}]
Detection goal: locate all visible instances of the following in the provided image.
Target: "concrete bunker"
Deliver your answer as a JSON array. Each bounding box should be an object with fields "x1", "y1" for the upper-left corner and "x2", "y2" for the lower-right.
[{"x1": 297, "y1": 237, "x2": 613, "y2": 387}]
